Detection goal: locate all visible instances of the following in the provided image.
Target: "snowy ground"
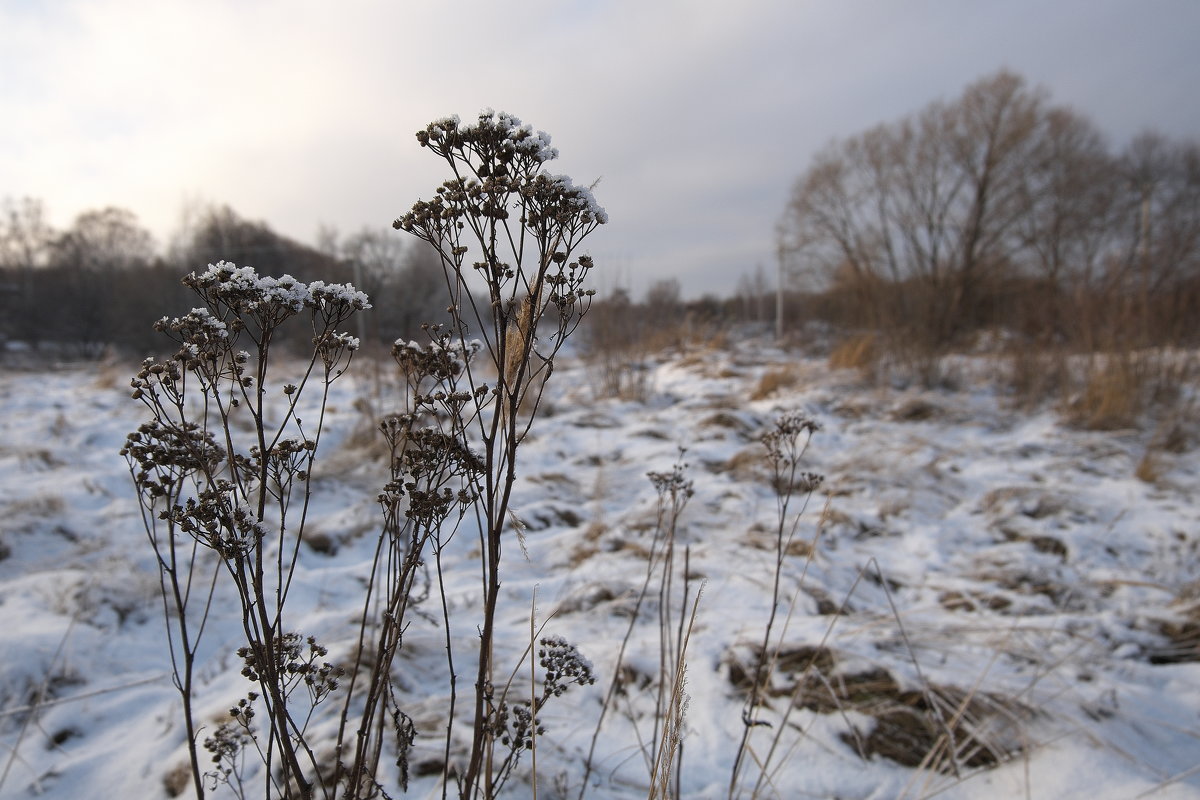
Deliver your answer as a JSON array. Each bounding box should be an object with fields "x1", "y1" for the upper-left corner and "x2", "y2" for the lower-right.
[{"x1": 1, "y1": 341, "x2": 1199, "y2": 799}]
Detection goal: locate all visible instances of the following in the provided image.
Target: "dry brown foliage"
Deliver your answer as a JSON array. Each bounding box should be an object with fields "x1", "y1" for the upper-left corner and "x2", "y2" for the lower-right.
[
  {"x1": 828, "y1": 333, "x2": 878, "y2": 373},
  {"x1": 750, "y1": 365, "x2": 799, "y2": 400}
]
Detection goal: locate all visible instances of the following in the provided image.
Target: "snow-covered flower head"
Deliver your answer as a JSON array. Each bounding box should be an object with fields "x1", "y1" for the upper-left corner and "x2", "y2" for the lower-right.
[
  {"x1": 153, "y1": 306, "x2": 231, "y2": 364},
  {"x1": 416, "y1": 109, "x2": 559, "y2": 167},
  {"x1": 184, "y1": 261, "x2": 310, "y2": 317}
]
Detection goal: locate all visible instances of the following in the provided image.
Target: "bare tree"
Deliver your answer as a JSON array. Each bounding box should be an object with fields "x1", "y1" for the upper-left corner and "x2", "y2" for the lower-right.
[
  {"x1": 337, "y1": 227, "x2": 446, "y2": 344},
  {"x1": 1015, "y1": 108, "x2": 1119, "y2": 343},
  {"x1": 43, "y1": 207, "x2": 157, "y2": 354},
  {"x1": 0, "y1": 197, "x2": 54, "y2": 347},
  {"x1": 1118, "y1": 132, "x2": 1200, "y2": 342},
  {"x1": 780, "y1": 70, "x2": 1104, "y2": 347}
]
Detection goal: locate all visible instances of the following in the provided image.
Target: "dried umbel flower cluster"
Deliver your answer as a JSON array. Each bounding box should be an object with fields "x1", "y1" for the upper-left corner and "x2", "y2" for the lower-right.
[
  {"x1": 121, "y1": 419, "x2": 224, "y2": 498},
  {"x1": 648, "y1": 460, "x2": 696, "y2": 505},
  {"x1": 182, "y1": 262, "x2": 369, "y2": 324},
  {"x1": 386, "y1": 111, "x2": 604, "y2": 799},
  {"x1": 538, "y1": 635, "x2": 597, "y2": 697},
  {"x1": 204, "y1": 715, "x2": 254, "y2": 782},
  {"x1": 762, "y1": 412, "x2": 824, "y2": 496},
  {"x1": 394, "y1": 109, "x2": 605, "y2": 342},
  {"x1": 124, "y1": 260, "x2": 370, "y2": 800},
  {"x1": 391, "y1": 330, "x2": 483, "y2": 402},
  {"x1": 128, "y1": 112, "x2": 603, "y2": 799},
  {"x1": 167, "y1": 484, "x2": 266, "y2": 560},
  {"x1": 489, "y1": 635, "x2": 597, "y2": 788},
  {"x1": 376, "y1": 332, "x2": 487, "y2": 539},
  {"x1": 417, "y1": 110, "x2": 560, "y2": 166},
  {"x1": 238, "y1": 633, "x2": 343, "y2": 703}
]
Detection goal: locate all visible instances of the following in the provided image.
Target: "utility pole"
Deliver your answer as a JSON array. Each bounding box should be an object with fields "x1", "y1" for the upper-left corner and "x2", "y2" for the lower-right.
[
  {"x1": 1139, "y1": 183, "x2": 1152, "y2": 345},
  {"x1": 775, "y1": 241, "x2": 784, "y2": 340}
]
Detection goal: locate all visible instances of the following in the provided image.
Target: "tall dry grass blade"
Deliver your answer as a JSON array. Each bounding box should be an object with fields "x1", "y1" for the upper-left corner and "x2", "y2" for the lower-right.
[
  {"x1": 0, "y1": 616, "x2": 78, "y2": 794},
  {"x1": 647, "y1": 586, "x2": 703, "y2": 800}
]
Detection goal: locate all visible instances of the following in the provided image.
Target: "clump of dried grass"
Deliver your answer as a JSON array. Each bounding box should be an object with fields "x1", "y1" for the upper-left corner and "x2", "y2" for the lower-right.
[
  {"x1": 1148, "y1": 581, "x2": 1200, "y2": 664},
  {"x1": 162, "y1": 762, "x2": 192, "y2": 797},
  {"x1": 728, "y1": 644, "x2": 1030, "y2": 773},
  {"x1": 828, "y1": 333, "x2": 878, "y2": 373},
  {"x1": 889, "y1": 397, "x2": 944, "y2": 422},
  {"x1": 1135, "y1": 450, "x2": 1161, "y2": 483},
  {"x1": 1062, "y1": 349, "x2": 1197, "y2": 432},
  {"x1": 746, "y1": 523, "x2": 812, "y2": 557},
  {"x1": 568, "y1": 521, "x2": 607, "y2": 568},
  {"x1": 750, "y1": 365, "x2": 799, "y2": 401},
  {"x1": 1065, "y1": 355, "x2": 1145, "y2": 430}
]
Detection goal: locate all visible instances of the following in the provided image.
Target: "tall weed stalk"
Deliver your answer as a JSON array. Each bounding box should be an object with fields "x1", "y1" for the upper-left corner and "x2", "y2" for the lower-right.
[
  {"x1": 728, "y1": 412, "x2": 822, "y2": 798},
  {"x1": 578, "y1": 455, "x2": 695, "y2": 799},
  {"x1": 125, "y1": 110, "x2": 605, "y2": 799},
  {"x1": 123, "y1": 265, "x2": 370, "y2": 798},
  {"x1": 393, "y1": 110, "x2": 605, "y2": 798}
]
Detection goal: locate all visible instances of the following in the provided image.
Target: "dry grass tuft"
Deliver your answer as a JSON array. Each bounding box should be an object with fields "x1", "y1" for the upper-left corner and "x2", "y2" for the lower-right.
[
  {"x1": 889, "y1": 397, "x2": 943, "y2": 422},
  {"x1": 1150, "y1": 585, "x2": 1200, "y2": 664},
  {"x1": 1151, "y1": 409, "x2": 1197, "y2": 454},
  {"x1": 828, "y1": 333, "x2": 878, "y2": 373},
  {"x1": 553, "y1": 584, "x2": 621, "y2": 615},
  {"x1": 938, "y1": 590, "x2": 1012, "y2": 613},
  {"x1": 746, "y1": 525, "x2": 813, "y2": 557},
  {"x1": 697, "y1": 411, "x2": 755, "y2": 440},
  {"x1": 5, "y1": 494, "x2": 66, "y2": 519},
  {"x1": 716, "y1": 447, "x2": 767, "y2": 483},
  {"x1": 91, "y1": 358, "x2": 128, "y2": 391},
  {"x1": 1153, "y1": 616, "x2": 1200, "y2": 664},
  {"x1": 568, "y1": 521, "x2": 608, "y2": 568},
  {"x1": 1066, "y1": 356, "x2": 1144, "y2": 430},
  {"x1": 750, "y1": 366, "x2": 799, "y2": 401},
  {"x1": 729, "y1": 645, "x2": 1029, "y2": 772},
  {"x1": 845, "y1": 684, "x2": 1026, "y2": 771},
  {"x1": 304, "y1": 529, "x2": 339, "y2": 556},
  {"x1": 1135, "y1": 450, "x2": 1161, "y2": 483}
]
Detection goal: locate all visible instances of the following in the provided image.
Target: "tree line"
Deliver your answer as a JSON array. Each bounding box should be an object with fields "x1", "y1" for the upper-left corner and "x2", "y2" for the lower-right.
[
  {"x1": 779, "y1": 70, "x2": 1200, "y2": 351},
  {"x1": 0, "y1": 199, "x2": 445, "y2": 358},
  {"x1": 7, "y1": 71, "x2": 1197, "y2": 361}
]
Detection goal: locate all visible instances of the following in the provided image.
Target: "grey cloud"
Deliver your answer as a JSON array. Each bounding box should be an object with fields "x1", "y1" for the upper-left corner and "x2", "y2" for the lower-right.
[{"x1": 1, "y1": 0, "x2": 1197, "y2": 298}]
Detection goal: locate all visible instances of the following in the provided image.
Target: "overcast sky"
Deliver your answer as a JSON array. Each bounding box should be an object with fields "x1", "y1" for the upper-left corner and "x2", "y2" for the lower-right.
[{"x1": 3, "y1": 0, "x2": 1198, "y2": 298}]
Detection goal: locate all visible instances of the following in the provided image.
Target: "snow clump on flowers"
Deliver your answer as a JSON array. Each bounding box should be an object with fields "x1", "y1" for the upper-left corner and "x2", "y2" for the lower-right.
[
  {"x1": 416, "y1": 109, "x2": 560, "y2": 165},
  {"x1": 183, "y1": 261, "x2": 370, "y2": 317},
  {"x1": 545, "y1": 174, "x2": 609, "y2": 225},
  {"x1": 153, "y1": 306, "x2": 232, "y2": 361},
  {"x1": 308, "y1": 280, "x2": 371, "y2": 311},
  {"x1": 329, "y1": 332, "x2": 360, "y2": 352}
]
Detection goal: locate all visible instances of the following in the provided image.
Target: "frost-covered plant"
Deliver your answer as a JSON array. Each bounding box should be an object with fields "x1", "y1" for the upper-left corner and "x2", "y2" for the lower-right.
[
  {"x1": 123, "y1": 262, "x2": 368, "y2": 799},
  {"x1": 389, "y1": 109, "x2": 606, "y2": 798},
  {"x1": 728, "y1": 411, "x2": 823, "y2": 797},
  {"x1": 125, "y1": 110, "x2": 603, "y2": 800}
]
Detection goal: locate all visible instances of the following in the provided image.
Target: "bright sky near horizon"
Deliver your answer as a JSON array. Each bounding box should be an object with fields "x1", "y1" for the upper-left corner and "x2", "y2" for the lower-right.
[{"x1": 3, "y1": 0, "x2": 1198, "y2": 298}]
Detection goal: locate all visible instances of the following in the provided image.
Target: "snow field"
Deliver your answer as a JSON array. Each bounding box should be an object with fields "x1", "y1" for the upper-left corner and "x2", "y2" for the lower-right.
[{"x1": 0, "y1": 341, "x2": 1198, "y2": 798}]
